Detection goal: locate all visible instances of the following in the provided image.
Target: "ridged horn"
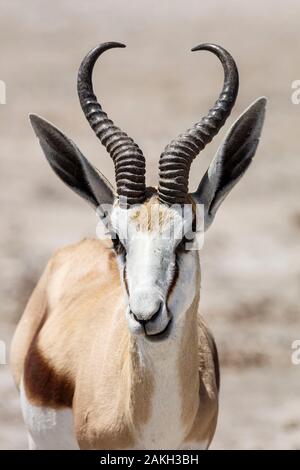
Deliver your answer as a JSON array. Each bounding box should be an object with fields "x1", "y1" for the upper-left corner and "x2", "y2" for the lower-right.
[
  {"x1": 77, "y1": 42, "x2": 146, "y2": 206},
  {"x1": 158, "y1": 43, "x2": 239, "y2": 205}
]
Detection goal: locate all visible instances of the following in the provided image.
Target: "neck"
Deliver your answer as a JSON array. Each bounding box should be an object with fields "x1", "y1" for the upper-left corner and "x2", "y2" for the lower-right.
[
  {"x1": 127, "y1": 284, "x2": 200, "y2": 448},
  {"x1": 76, "y1": 256, "x2": 202, "y2": 450}
]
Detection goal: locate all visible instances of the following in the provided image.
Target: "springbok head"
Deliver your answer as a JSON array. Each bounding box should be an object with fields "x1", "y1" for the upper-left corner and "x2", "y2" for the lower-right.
[{"x1": 30, "y1": 42, "x2": 266, "y2": 340}]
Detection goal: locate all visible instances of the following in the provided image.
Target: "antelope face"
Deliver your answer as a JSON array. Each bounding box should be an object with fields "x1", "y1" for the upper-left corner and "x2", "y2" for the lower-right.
[
  {"x1": 30, "y1": 42, "x2": 266, "y2": 341},
  {"x1": 110, "y1": 195, "x2": 199, "y2": 339}
]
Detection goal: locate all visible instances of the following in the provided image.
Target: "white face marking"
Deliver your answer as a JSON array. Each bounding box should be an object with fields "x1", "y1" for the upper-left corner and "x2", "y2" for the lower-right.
[
  {"x1": 20, "y1": 378, "x2": 79, "y2": 450},
  {"x1": 110, "y1": 197, "x2": 199, "y2": 340}
]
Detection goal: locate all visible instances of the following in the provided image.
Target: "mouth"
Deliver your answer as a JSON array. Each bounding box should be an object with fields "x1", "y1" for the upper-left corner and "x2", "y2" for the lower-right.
[{"x1": 144, "y1": 318, "x2": 172, "y2": 342}]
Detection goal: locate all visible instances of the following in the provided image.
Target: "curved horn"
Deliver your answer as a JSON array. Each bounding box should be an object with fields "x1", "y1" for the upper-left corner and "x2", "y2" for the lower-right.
[
  {"x1": 158, "y1": 44, "x2": 239, "y2": 205},
  {"x1": 77, "y1": 42, "x2": 146, "y2": 205}
]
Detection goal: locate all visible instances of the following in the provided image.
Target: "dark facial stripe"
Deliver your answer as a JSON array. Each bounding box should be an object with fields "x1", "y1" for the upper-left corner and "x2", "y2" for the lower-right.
[
  {"x1": 123, "y1": 265, "x2": 129, "y2": 296},
  {"x1": 167, "y1": 257, "x2": 179, "y2": 303}
]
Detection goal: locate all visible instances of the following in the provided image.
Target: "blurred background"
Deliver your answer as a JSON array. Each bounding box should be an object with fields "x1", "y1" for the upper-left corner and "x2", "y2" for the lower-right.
[{"x1": 0, "y1": 0, "x2": 300, "y2": 449}]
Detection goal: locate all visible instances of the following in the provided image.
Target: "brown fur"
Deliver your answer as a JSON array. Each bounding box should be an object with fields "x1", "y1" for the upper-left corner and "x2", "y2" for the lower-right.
[{"x1": 24, "y1": 337, "x2": 74, "y2": 408}]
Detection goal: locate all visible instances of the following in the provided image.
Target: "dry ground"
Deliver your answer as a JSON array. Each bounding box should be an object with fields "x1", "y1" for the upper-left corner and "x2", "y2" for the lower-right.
[{"x1": 0, "y1": 0, "x2": 300, "y2": 449}]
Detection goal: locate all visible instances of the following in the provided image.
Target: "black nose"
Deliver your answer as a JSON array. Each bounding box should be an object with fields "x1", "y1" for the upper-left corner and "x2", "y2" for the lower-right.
[{"x1": 131, "y1": 303, "x2": 162, "y2": 325}]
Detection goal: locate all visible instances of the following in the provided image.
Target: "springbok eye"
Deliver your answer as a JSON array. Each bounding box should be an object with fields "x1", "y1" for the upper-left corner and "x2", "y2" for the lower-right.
[{"x1": 111, "y1": 233, "x2": 126, "y2": 256}]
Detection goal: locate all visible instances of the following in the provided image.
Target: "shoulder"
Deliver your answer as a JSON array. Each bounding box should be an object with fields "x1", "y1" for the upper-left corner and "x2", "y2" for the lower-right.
[
  {"x1": 48, "y1": 238, "x2": 115, "y2": 282},
  {"x1": 50, "y1": 238, "x2": 112, "y2": 269},
  {"x1": 46, "y1": 238, "x2": 118, "y2": 306}
]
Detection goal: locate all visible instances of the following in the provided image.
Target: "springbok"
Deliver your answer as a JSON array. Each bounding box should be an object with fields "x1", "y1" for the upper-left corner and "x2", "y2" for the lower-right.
[{"x1": 11, "y1": 42, "x2": 266, "y2": 450}]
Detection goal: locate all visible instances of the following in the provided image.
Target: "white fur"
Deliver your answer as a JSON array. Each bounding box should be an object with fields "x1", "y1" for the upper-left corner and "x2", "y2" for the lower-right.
[
  {"x1": 111, "y1": 202, "x2": 198, "y2": 337},
  {"x1": 133, "y1": 249, "x2": 199, "y2": 450},
  {"x1": 20, "y1": 378, "x2": 79, "y2": 450},
  {"x1": 135, "y1": 333, "x2": 184, "y2": 449}
]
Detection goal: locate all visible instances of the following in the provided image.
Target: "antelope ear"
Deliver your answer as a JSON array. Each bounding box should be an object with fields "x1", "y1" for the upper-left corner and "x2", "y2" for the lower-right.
[
  {"x1": 191, "y1": 97, "x2": 266, "y2": 230},
  {"x1": 30, "y1": 114, "x2": 115, "y2": 216}
]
